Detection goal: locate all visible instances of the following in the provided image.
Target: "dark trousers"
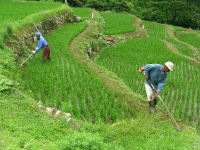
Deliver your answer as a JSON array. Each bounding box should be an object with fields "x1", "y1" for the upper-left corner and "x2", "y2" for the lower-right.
[{"x1": 43, "y1": 45, "x2": 50, "y2": 60}]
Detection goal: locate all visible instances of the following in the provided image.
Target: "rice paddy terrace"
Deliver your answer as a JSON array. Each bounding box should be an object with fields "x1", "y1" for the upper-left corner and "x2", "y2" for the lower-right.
[{"x1": 0, "y1": 0, "x2": 200, "y2": 149}]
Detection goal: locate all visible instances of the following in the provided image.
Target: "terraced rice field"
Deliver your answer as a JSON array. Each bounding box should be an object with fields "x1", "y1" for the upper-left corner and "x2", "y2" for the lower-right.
[
  {"x1": 22, "y1": 22, "x2": 132, "y2": 123},
  {"x1": 100, "y1": 12, "x2": 136, "y2": 35},
  {"x1": 144, "y1": 21, "x2": 195, "y2": 58},
  {"x1": 0, "y1": 1, "x2": 62, "y2": 29},
  {"x1": 97, "y1": 20, "x2": 200, "y2": 127},
  {"x1": 72, "y1": 7, "x2": 91, "y2": 20},
  {"x1": 177, "y1": 33, "x2": 200, "y2": 49}
]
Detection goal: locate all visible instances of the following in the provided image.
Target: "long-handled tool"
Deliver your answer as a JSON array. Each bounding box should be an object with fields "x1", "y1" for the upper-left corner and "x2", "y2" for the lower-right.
[
  {"x1": 21, "y1": 24, "x2": 40, "y2": 67},
  {"x1": 34, "y1": 24, "x2": 40, "y2": 33},
  {"x1": 20, "y1": 54, "x2": 33, "y2": 67},
  {"x1": 147, "y1": 79, "x2": 181, "y2": 132}
]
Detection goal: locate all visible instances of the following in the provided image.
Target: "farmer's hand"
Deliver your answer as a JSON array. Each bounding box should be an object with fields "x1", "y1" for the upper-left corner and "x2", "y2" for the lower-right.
[
  {"x1": 145, "y1": 76, "x2": 150, "y2": 80},
  {"x1": 157, "y1": 91, "x2": 160, "y2": 95},
  {"x1": 139, "y1": 66, "x2": 145, "y2": 73},
  {"x1": 32, "y1": 50, "x2": 36, "y2": 55}
]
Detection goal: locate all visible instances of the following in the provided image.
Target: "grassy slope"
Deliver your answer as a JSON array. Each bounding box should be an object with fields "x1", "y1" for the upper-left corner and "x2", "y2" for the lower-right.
[{"x1": 0, "y1": 92, "x2": 68, "y2": 149}]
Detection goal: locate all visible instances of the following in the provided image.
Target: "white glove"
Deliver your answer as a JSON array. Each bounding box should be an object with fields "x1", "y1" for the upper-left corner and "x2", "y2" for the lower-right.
[
  {"x1": 34, "y1": 37, "x2": 37, "y2": 42},
  {"x1": 32, "y1": 50, "x2": 36, "y2": 55}
]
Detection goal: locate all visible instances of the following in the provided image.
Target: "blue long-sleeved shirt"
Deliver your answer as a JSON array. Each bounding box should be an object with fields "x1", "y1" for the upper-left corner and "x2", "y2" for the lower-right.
[
  {"x1": 144, "y1": 64, "x2": 168, "y2": 92},
  {"x1": 36, "y1": 35, "x2": 48, "y2": 52}
]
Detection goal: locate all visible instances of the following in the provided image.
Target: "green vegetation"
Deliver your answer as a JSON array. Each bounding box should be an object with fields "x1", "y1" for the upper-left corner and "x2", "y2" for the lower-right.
[
  {"x1": 0, "y1": 0, "x2": 72, "y2": 77},
  {"x1": 1, "y1": 0, "x2": 200, "y2": 149},
  {"x1": 178, "y1": 33, "x2": 200, "y2": 49},
  {"x1": 0, "y1": 0, "x2": 63, "y2": 39},
  {"x1": 100, "y1": 12, "x2": 136, "y2": 35},
  {"x1": 0, "y1": 1, "x2": 61, "y2": 27},
  {"x1": 173, "y1": 26, "x2": 185, "y2": 31},
  {"x1": 0, "y1": 92, "x2": 123, "y2": 150},
  {"x1": 59, "y1": 131, "x2": 123, "y2": 150},
  {"x1": 144, "y1": 21, "x2": 195, "y2": 58},
  {"x1": 68, "y1": 0, "x2": 200, "y2": 29},
  {"x1": 72, "y1": 7, "x2": 91, "y2": 20},
  {"x1": 22, "y1": 23, "x2": 132, "y2": 123},
  {"x1": 97, "y1": 21, "x2": 200, "y2": 127}
]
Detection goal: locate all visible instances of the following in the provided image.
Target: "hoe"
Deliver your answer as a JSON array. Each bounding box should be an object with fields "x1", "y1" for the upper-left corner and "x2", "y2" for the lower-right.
[
  {"x1": 20, "y1": 24, "x2": 40, "y2": 67},
  {"x1": 20, "y1": 53, "x2": 33, "y2": 67},
  {"x1": 147, "y1": 79, "x2": 181, "y2": 132}
]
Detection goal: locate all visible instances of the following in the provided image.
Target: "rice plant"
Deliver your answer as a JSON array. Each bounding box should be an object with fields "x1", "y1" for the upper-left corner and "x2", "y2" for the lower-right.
[
  {"x1": 22, "y1": 22, "x2": 133, "y2": 123},
  {"x1": 177, "y1": 33, "x2": 200, "y2": 49},
  {"x1": 97, "y1": 29, "x2": 200, "y2": 127},
  {"x1": 100, "y1": 12, "x2": 136, "y2": 35}
]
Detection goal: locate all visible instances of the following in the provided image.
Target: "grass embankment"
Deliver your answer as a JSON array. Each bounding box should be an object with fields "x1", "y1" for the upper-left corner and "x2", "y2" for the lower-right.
[
  {"x1": 100, "y1": 12, "x2": 136, "y2": 35},
  {"x1": 69, "y1": 9, "x2": 200, "y2": 149}
]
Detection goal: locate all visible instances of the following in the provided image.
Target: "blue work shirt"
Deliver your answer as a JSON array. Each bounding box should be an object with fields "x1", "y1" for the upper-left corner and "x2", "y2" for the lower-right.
[
  {"x1": 144, "y1": 64, "x2": 168, "y2": 92},
  {"x1": 36, "y1": 35, "x2": 48, "y2": 52}
]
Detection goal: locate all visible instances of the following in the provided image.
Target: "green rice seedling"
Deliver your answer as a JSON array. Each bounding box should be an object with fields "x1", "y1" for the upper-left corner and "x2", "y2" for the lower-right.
[
  {"x1": 100, "y1": 12, "x2": 136, "y2": 35},
  {"x1": 144, "y1": 21, "x2": 194, "y2": 58},
  {"x1": 72, "y1": 7, "x2": 91, "y2": 20},
  {"x1": 97, "y1": 28, "x2": 200, "y2": 127},
  {"x1": 177, "y1": 33, "x2": 200, "y2": 49},
  {"x1": 173, "y1": 26, "x2": 185, "y2": 31}
]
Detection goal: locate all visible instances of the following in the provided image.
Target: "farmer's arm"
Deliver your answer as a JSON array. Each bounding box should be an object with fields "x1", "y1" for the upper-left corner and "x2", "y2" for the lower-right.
[
  {"x1": 144, "y1": 64, "x2": 154, "y2": 79},
  {"x1": 36, "y1": 40, "x2": 42, "y2": 52},
  {"x1": 157, "y1": 75, "x2": 167, "y2": 93}
]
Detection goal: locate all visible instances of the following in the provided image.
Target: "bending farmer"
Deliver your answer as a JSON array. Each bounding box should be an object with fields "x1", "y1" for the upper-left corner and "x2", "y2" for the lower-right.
[
  {"x1": 139, "y1": 62, "x2": 174, "y2": 112},
  {"x1": 32, "y1": 32, "x2": 50, "y2": 60}
]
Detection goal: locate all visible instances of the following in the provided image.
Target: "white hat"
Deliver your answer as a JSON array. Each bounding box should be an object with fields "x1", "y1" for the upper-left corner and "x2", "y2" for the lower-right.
[{"x1": 165, "y1": 61, "x2": 174, "y2": 71}]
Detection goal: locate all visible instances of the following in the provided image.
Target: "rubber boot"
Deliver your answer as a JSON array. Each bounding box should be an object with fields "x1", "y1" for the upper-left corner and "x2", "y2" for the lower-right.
[
  {"x1": 149, "y1": 101, "x2": 155, "y2": 113},
  {"x1": 153, "y1": 98, "x2": 157, "y2": 112},
  {"x1": 153, "y1": 98, "x2": 157, "y2": 106}
]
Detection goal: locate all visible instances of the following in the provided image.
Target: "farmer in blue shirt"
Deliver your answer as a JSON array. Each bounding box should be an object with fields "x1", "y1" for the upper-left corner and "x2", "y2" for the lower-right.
[
  {"x1": 32, "y1": 32, "x2": 50, "y2": 60},
  {"x1": 139, "y1": 62, "x2": 174, "y2": 112}
]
